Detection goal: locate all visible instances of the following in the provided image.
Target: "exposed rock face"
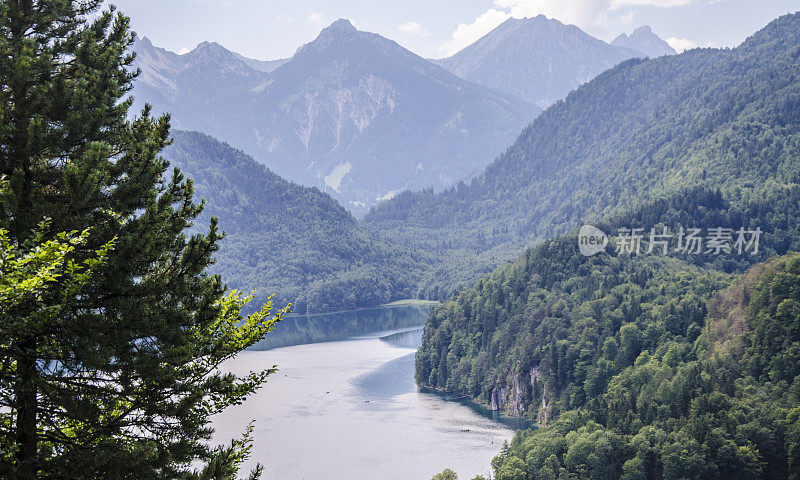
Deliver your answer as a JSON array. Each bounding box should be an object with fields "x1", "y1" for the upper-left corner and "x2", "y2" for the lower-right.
[
  {"x1": 488, "y1": 363, "x2": 557, "y2": 425},
  {"x1": 490, "y1": 376, "x2": 526, "y2": 417},
  {"x1": 131, "y1": 20, "x2": 539, "y2": 214}
]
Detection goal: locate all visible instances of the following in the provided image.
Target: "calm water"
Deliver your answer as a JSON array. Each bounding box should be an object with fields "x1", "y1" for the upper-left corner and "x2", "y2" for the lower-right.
[{"x1": 212, "y1": 306, "x2": 525, "y2": 480}]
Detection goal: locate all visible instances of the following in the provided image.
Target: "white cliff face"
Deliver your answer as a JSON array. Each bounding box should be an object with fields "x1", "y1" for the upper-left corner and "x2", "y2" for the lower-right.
[{"x1": 324, "y1": 162, "x2": 352, "y2": 193}]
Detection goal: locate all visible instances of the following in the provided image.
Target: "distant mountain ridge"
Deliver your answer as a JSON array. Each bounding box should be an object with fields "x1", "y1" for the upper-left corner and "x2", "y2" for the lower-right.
[
  {"x1": 132, "y1": 21, "x2": 539, "y2": 213},
  {"x1": 612, "y1": 25, "x2": 676, "y2": 57},
  {"x1": 435, "y1": 15, "x2": 674, "y2": 108}
]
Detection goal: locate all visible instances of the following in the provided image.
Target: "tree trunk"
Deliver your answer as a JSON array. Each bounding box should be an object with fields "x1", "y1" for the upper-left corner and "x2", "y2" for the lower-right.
[{"x1": 14, "y1": 338, "x2": 37, "y2": 480}]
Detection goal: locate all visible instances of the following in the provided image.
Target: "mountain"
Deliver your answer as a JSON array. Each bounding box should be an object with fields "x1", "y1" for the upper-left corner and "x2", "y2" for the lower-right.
[
  {"x1": 366, "y1": 11, "x2": 800, "y2": 301},
  {"x1": 131, "y1": 37, "x2": 266, "y2": 141},
  {"x1": 435, "y1": 243, "x2": 800, "y2": 479},
  {"x1": 132, "y1": 21, "x2": 540, "y2": 213},
  {"x1": 611, "y1": 25, "x2": 676, "y2": 57},
  {"x1": 230, "y1": 52, "x2": 288, "y2": 73},
  {"x1": 162, "y1": 130, "x2": 429, "y2": 314},
  {"x1": 414, "y1": 12, "x2": 800, "y2": 478},
  {"x1": 434, "y1": 15, "x2": 667, "y2": 108}
]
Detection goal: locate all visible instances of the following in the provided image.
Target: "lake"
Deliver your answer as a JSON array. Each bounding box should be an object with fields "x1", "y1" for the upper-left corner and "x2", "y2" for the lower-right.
[{"x1": 211, "y1": 305, "x2": 528, "y2": 480}]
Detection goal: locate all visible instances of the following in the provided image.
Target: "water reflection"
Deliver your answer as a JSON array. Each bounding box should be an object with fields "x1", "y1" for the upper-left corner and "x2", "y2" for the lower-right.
[
  {"x1": 379, "y1": 327, "x2": 424, "y2": 348},
  {"x1": 252, "y1": 305, "x2": 432, "y2": 350},
  {"x1": 214, "y1": 330, "x2": 514, "y2": 480}
]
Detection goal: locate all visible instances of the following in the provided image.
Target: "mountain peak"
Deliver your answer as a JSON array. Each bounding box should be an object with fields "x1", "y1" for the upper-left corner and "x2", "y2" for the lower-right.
[
  {"x1": 611, "y1": 25, "x2": 675, "y2": 57},
  {"x1": 135, "y1": 35, "x2": 153, "y2": 47},
  {"x1": 178, "y1": 40, "x2": 258, "y2": 76},
  {"x1": 503, "y1": 14, "x2": 562, "y2": 28},
  {"x1": 323, "y1": 19, "x2": 357, "y2": 33},
  {"x1": 195, "y1": 41, "x2": 229, "y2": 53}
]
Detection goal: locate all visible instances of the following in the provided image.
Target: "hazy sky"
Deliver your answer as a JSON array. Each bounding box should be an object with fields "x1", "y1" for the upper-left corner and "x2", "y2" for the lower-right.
[{"x1": 107, "y1": 0, "x2": 800, "y2": 60}]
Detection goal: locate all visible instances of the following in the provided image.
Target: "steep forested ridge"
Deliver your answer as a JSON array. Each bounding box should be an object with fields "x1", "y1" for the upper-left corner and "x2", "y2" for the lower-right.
[
  {"x1": 414, "y1": 14, "x2": 800, "y2": 479},
  {"x1": 163, "y1": 130, "x2": 428, "y2": 313},
  {"x1": 415, "y1": 185, "x2": 800, "y2": 417},
  {"x1": 485, "y1": 252, "x2": 800, "y2": 480},
  {"x1": 417, "y1": 184, "x2": 800, "y2": 478},
  {"x1": 367, "y1": 12, "x2": 800, "y2": 302}
]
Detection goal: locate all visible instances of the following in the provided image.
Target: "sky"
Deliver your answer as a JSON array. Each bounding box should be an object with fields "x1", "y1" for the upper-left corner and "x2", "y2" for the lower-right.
[{"x1": 106, "y1": 0, "x2": 800, "y2": 60}]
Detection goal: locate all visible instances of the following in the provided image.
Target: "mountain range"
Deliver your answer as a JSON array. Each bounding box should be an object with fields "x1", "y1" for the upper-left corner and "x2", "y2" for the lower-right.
[
  {"x1": 132, "y1": 20, "x2": 538, "y2": 213},
  {"x1": 152, "y1": 12, "x2": 797, "y2": 314},
  {"x1": 366, "y1": 10, "x2": 800, "y2": 300},
  {"x1": 435, "y1": 16, "x2": 675, "y2": 108}
]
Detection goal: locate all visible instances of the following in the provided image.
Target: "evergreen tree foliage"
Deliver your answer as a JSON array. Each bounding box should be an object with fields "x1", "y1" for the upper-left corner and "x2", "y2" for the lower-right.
[{"x1": 0, "y1": 2, "x2": 286, "y2": 478}]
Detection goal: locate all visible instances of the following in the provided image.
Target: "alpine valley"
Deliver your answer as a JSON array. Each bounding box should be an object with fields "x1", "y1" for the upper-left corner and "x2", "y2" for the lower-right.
[{"x1": 152, "y1": 10, "x2": 800, "y2": 480}]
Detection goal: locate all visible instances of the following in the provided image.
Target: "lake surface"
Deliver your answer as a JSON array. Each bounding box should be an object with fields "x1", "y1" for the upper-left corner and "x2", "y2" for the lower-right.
[{"x1": 211, "y1": 306, "x2": 524, "y2": 480}]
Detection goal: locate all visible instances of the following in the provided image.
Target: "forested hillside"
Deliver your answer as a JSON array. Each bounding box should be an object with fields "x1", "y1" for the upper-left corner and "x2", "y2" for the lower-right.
[
  {"x1": 163, "y1": 130, "x2": 428, "y2": 313},
  {"x1": 415, "y1": 185, "x2": 800, "y2": 414},
  {"x1": 419, "y1": 183, "x2": 800, "y2": 478},
  {"x1": 367, "y1": 12, "x2": 800, "y2": 302},
  {"x1": 487, "y1": 252, "x2": 800, "y2": 479}
]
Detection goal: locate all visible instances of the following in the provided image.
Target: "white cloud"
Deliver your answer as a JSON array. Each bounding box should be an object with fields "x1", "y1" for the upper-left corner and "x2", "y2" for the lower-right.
[
  {"x1": 308, "y1": 12, "x2": 324, "y2": 24},
  {"x1": 610, "y1": 0, "x2": 690, "y2": 8},
  {"x1": 439, "y1": 8, "x2": 511, "y2": 56},
  {"x1": 666, "y1": 36, "x2": 698, "y2": 52},
  {"x1": 489, "y1": 0, "x2": 692, "y2": 37},
  {"x1": 399, "y1": 21, "x2": 430, "y2": 38},
  {"x1": 493, "y1": 0, "x2": 610, "y2": 31},
  {"x1": 619, "y1": 11, "x2": 636, "y2": 23},
  {"x1": 177, "y1": 47, "x2": 191, "y2": 55}
]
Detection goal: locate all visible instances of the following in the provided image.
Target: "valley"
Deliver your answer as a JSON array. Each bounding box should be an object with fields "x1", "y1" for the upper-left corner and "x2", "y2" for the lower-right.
[{"x1": 4, "y1": 3, "x2": 800, "y2": 479}]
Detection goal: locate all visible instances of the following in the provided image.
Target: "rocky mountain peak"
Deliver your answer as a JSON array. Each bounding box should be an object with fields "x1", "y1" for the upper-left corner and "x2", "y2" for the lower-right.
[
  {"x1": 326, "y1": 18, "x2": 357, "y2": 32},
  {"x1": 611, "y1": 25, "x2": 675, "y2": 57}
]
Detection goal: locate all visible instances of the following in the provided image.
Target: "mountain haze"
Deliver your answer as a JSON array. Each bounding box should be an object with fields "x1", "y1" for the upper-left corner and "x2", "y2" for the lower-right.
[
  {"x1": 435, "y1": 15, "x2": 671, "y2": 108},
  {"x1": 132, "y1": 21, "x2": 539, "y2": 213},
  {"x1": 611, "y1": 25, "x2": 676, "y2": 57}
]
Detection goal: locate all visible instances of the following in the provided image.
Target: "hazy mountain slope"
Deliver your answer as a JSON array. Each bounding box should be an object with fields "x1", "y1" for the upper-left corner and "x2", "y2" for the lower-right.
[
  {"x1": 435, "y1": 15, "x2": 658, "y2": 108},
  {"x1": 131, "y1": 37, "x2": 266, "y2": 131},
  {"x1": 162, "y1": 130, "x2": 428, "y2": 313},
  {"x1": 367, "y1": 12, "x2": 800, "y2": 300},
  {"x1": 133, "y1": 21, "x2": 540, "y2": 213},
  {"x1": 611, "y1": 25, "x2": 676, "y2": 57},
  {"x1": 231, "y1": 52, "x2": 288, "y2": 73}
]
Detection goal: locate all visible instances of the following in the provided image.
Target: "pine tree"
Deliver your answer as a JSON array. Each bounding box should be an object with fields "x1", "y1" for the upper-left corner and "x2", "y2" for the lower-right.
[{"x1": 0, "y1": 2, "x2": 287, "y2": 478}]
